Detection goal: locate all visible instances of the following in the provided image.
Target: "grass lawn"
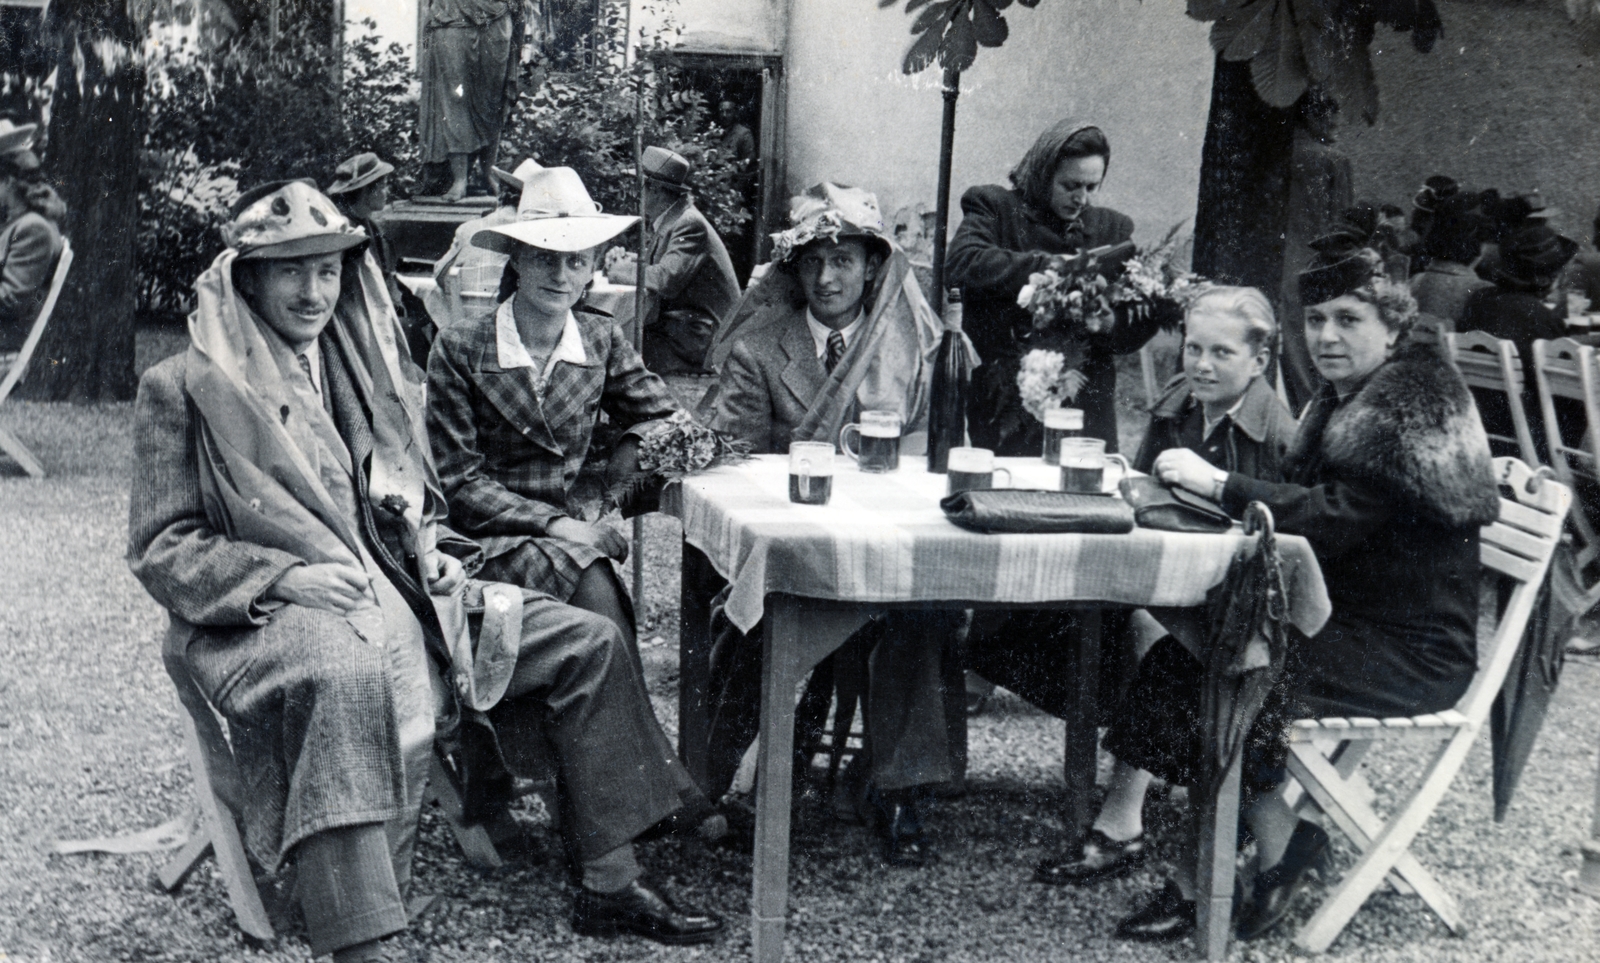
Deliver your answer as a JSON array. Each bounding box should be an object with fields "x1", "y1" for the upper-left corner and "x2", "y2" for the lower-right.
[{"x1": 1, "y1": 330, "x2": 1597, "y2": 961}]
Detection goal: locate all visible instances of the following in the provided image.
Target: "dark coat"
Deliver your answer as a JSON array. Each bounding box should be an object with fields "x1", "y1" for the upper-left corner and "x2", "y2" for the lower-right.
[
  {"x1": 641, "y1": 195, "x2": 741, "y2": 373},
  {"x1": 1222, "y1": 341, "x2": 1501, "y2": 717},
  {"x1": 1132, "y1": 372, "x2": 1298, "y2": 481},
  {"x1": 945, "y1": 184, "x2": 1151, "y2": 455},
  {"x1": 0, "y1": 210, "x2": 62, "y2": 354},
  {"x1": 1457, "y1": 283, "x2": 1568, "y2": 460},
  {"x1": 705, "y1": 305, "x2": 827, "y2": 454}
]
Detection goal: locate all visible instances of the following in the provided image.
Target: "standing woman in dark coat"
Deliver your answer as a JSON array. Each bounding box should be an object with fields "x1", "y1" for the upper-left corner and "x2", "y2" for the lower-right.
[
  {"x1": 947, "y1": 119, "x2": 1159, "y2": 454},
  {"x1": 1109, "y1": 248, "x2": 1501, "y2": 943}
]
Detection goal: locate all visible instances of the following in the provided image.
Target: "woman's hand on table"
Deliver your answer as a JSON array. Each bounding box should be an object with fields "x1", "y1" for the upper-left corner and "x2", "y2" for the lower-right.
[
  {"x1": 1152, "y1": 448, "x2": 1221, "y2": 498},
  {"x1": 548, "y1": 517, "x2": 630, "y2": 562}
]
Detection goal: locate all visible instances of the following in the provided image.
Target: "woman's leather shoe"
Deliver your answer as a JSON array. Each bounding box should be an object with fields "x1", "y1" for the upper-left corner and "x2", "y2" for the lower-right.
[
  {"x1": 1235, "y1": 821, "x2": 1331, "y2": 941},
  {"x1": 1034, "y1": 829, "x2": 1146, "y2": 884},
  {"x1": 1115, "y1": 879, "x2": 1195, "y2": 942},
  {"x1": 572, "y1": 880, "x2": 724, "y2": 945}
]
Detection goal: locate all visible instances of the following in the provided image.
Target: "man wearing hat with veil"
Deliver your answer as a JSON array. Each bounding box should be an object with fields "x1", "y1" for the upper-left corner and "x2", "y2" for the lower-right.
[
  {"x1": 697, "y1": 183, "x2": 968, "y2": 866},
  {"x1": 128, "y1": 180, "x2": 722, "y2": 962}
]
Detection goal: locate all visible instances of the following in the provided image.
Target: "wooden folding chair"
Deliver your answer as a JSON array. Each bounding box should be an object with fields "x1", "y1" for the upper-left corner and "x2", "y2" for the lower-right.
[
  {"x1": 1283, "y1": 457, "x2": 1569, "y2": 953},
  {"x1": 1447, "y1": 331, "x2": 1541, "y2": 467},
  {"x1": 156, "y1": 631, "x2": 512, "y2": 938},
  {"x1": 0, "y1": 237, "x2": 72, "y2": 478},
  {"x1": 1531, "y1": 338, "x2": 1600, "y2": 606}
]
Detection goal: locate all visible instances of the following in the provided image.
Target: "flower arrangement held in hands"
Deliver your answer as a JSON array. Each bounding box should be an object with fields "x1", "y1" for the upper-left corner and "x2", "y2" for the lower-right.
[{"x1": 1017, "y1": 349, "x2": 1089, "y2": 419}]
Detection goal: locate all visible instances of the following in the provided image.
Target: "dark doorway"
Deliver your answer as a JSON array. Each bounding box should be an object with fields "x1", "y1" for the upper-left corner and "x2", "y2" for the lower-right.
[{"x1": 664, "y1": 48, "x2": 782, "y2": 285}]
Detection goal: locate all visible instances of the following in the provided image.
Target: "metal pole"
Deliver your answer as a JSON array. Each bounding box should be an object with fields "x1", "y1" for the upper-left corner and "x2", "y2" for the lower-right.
[
  {"x1": 630, "y1": 11, "x2": 648, "y2": 608},
  {"x1": 930, "y1": 66, "x2": 960, "y2": 314}
]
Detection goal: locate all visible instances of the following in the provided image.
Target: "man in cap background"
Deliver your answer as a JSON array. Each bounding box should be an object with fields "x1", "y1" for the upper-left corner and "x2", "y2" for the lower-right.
[
  {"x1": 606, "y1": 145, "x2": 740, "y2": 375},
  {"x1": 327, "y1": 152, "x2": 432, "y2": 362},
  {"x1": 129, "y1": 180, "x2": 722, "y2": 962},
  {"x1": 0, "y1": 118, "x2": 65, "y2": 360}
]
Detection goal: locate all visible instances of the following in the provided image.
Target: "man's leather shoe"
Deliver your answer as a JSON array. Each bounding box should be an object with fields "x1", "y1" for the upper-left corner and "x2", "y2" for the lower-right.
[
  {"x1": 1115, "y1": 879, "x2": 1196, "y2": 942},
  {"x1": 1235, "y1": 821, "x2": 1330, "y2": 941},
  {"x1": 571, "y1": 880, "x2": 724, "y2": 945},
  {"x1": 1034, "y1": 829, "x2": 1146, "y2": 884}
]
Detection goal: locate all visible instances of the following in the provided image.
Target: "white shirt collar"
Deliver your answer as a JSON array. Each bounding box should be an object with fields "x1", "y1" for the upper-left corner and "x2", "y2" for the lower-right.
[
  {"x1": 495, "y1": 299, "x2": 586, "y2": 383},
  {"x1": 805, "y1": 308, "x2": 865, "y2": 361}
]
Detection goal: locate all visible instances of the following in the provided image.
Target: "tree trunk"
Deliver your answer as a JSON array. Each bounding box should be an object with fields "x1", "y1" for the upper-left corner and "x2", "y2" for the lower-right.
[
  {"x1": 20, "y1": 0, "x2": 142, "y2": 402},
  {"x1": 1192, "y1": 55, "x2": 1296, "y2": 295}
]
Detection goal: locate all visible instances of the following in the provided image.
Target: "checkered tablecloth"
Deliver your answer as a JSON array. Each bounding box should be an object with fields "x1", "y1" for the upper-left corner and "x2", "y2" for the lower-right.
[{"x1": 663, "y1": 455, "x2": 1331, "y2": 636}]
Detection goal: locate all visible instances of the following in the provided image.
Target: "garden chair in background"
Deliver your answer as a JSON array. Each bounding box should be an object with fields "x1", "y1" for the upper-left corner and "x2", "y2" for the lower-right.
[
  {"x1": 1532, "y1": 338, "x2": 1600, "y2": 608},
  {"x1": 0, "y1": 237, "x2": 72, "y2": 478},
  {"x1": 1447, "y1": 330, "x2": 1541, "y2": 467},
  {"x1": 1281, "y1": 457, "x2": 1567, "y2": 953}
]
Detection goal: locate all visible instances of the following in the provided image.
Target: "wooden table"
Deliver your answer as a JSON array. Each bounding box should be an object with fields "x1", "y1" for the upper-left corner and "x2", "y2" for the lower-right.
[{"x1": 663, "y1": 456, "x2": 1331, "y2": 963}]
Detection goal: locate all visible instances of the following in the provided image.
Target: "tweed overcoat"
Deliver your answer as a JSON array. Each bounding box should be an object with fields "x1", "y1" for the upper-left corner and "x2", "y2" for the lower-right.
[{"x1": 639, "y1": 195, "x2": 741, "y2": 373}]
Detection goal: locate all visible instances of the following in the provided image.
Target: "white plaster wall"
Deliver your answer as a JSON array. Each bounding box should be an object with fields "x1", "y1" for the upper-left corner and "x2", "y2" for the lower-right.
[
  {"x1": 350, "y1": 0, "x2": 419, "y2": 52},
  {"x1": 779, "y1": 0, "x2": 1214, "y2": 245}
]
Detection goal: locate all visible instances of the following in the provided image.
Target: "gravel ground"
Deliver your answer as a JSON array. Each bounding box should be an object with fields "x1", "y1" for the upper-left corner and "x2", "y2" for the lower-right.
[{"x1": 1, "y1": 335, "x2": 1598, "y2": 962}]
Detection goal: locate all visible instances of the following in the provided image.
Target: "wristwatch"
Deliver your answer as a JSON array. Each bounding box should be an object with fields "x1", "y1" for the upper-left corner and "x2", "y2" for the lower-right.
[{"x1": 1210, "y1": 468, "x2": 1229, "y2": 503}]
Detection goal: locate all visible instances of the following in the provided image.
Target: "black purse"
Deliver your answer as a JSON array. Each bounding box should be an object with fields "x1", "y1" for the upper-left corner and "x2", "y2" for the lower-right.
[
  {"x1": 940, "y1": 489, "x2": 1135, "y2": 534},
  {"x1": 1118, "y1": 476, "x2": 1233, "y2": 533}
]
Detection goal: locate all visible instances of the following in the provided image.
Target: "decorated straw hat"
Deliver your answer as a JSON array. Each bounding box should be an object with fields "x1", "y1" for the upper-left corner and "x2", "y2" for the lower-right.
[
  {"x1": 325, "y1": 152, "x2": 395, "y2": 196},
  {"x1": 471, "y1": 167, "x2": 638, "y2": 254},
  {"x1": 0, "y1": 119, "x2": 38, "y2": 158},
  {"x1": 490, "y1": 157, "x2": 543, "y2": 192},
  {"x1": 223, "y1": 180, "x2": 370, "y2": 260},
  {"x1": 641, "y1": 145, "x2": 692, "y2": 193},
  {"x1": 770, "y1": 182, "x2": 891, "y2": 263}
]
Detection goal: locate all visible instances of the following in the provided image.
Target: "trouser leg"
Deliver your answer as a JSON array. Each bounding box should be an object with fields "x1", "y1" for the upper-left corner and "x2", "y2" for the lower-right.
[
  {"x1": 866, "y1": 611, "x2": 957, "y2": 792},
  {"x1": 296, "y1": 823, "x2": 408, "y2": 957},
  {"x1": 498, "y1": 596, "x2": 702, "y2": 864}
]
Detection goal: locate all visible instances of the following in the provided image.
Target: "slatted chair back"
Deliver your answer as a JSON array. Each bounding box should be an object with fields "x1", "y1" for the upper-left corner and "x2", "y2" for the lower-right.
[
  {"x1": 1446, "y1": 330, "x2": 1541, "y2": 467},
  {"x1": 0, "y1": 238, "x2": 72, "y2": 477},
  {"x1": 1283, "y1": 457, "x2": 1570, "y2": 954},
  {"x1": 1531, "y1": 337, "x2": 1600, "y2": 580}
]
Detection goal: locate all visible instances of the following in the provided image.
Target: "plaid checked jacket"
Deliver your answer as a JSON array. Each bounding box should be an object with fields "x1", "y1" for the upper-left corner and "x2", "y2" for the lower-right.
[{"x1": 426, "y1": 305, "x2": 679, "y2": 559}]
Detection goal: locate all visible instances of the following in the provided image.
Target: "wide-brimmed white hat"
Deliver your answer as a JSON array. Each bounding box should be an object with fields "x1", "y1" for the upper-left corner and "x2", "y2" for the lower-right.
[{"x1": 472, "y1": 167, "x2": 638, "y2": 254}]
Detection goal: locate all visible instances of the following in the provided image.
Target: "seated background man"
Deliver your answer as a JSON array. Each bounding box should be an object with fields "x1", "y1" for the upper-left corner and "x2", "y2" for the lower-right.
[
  {"x1": 0, "y1": 119, "x2": 64, "y2": 360},
  {"x1": 698, "y1": 183, "x2": 960, "y2": 866},
  {"x1": 128, "y1": 181, "x2": 720, "y2": 962},
  {"x1": 606, "y1": 145, "x2": 740, "y2": 374},
  {"x1": 1032, "y1": 285, "x2": 1297, "y2": 889},
  {"x1": 326, "y1": 152, "x2": 431, "y2": 363}
]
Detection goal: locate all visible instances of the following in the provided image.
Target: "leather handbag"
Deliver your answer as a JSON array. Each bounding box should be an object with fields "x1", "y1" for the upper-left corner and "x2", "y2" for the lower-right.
[
  {"x1": 1118, "y1": 476, "x2": 1233, "y2": 533},
  {"x1": 940, "y1": 489, "x2": 1135, "y2": 534}
]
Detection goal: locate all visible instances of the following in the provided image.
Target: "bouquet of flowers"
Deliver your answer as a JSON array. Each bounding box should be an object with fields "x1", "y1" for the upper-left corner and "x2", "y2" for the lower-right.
[
  {"x1": 1016, "y1": 349, "x2": 1090, "y2": 421},
  {"x1": 636, "y1": 411, "x2": 752, "y2": 477},
  {"x1": 603, "y1": 411, "x2": 753, "y2": 516},
  {"x1": 1107, "y1": 222, "x2": 1210, "y2": 311},
  {"x1": 1017, "y1": 267, "x2": 1113, "y2": 336}
]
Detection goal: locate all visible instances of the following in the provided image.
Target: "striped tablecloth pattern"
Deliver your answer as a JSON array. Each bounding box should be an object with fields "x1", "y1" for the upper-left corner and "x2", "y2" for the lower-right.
[{"x1": 663, "y1": 455, "x2": 1331, "y2": 635}]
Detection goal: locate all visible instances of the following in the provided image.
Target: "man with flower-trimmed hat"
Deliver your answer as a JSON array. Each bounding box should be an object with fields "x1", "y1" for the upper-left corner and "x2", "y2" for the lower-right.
[
  {"x1": 605, "y1": 145, "x2": 741, "y2": 374},
  {"x1": 698, "y1": 182, "x2": 963, "y2": 866},
  {"x1": 129, "y1": 179, "x2": 722, "y2": 960}
]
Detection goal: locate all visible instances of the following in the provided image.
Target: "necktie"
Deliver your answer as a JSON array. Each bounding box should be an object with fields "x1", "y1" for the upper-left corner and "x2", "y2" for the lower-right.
[
  {"x1": 825, "y1": 330, "x2": 846, "y2": 374},
  {"x1": 297, "y1": 353, "x2": 317, "y2": 394}
]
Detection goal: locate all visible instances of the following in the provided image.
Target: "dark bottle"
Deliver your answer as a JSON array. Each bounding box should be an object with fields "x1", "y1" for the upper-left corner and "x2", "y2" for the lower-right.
[{"x1": 927, "y1": 287, "x2": 970, "y2": 473}]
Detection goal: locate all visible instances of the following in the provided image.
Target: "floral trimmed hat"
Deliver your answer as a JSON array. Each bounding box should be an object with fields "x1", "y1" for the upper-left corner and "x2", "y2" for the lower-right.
[
  {"x1": 770, "y1": 182, "x2": 891, "y2": 263},
  {"x1": 223, "y1": 180, "x2": 369, "y2": 260}
]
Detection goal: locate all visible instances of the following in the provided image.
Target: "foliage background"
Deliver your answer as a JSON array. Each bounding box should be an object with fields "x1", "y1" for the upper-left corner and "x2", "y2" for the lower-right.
[{"x1": 136, "y1": 3, "x2": 751, "y2": 323}]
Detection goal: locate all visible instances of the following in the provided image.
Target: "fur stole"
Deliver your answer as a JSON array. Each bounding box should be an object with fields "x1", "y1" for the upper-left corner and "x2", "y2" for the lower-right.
[{"x1": 1309, "y1": 341, "x2": 1500, "y2": 529}]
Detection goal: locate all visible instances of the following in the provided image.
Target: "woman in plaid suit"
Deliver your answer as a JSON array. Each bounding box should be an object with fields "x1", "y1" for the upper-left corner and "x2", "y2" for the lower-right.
[{"x1": 426, "y1": 167, "x2": 681, "y2": 654}]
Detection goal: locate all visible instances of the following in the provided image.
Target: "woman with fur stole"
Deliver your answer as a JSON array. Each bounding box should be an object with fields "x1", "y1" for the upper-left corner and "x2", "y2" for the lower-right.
[{"x1": 1112, "y1": 247, "x2": 1501, "y2": 943}]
